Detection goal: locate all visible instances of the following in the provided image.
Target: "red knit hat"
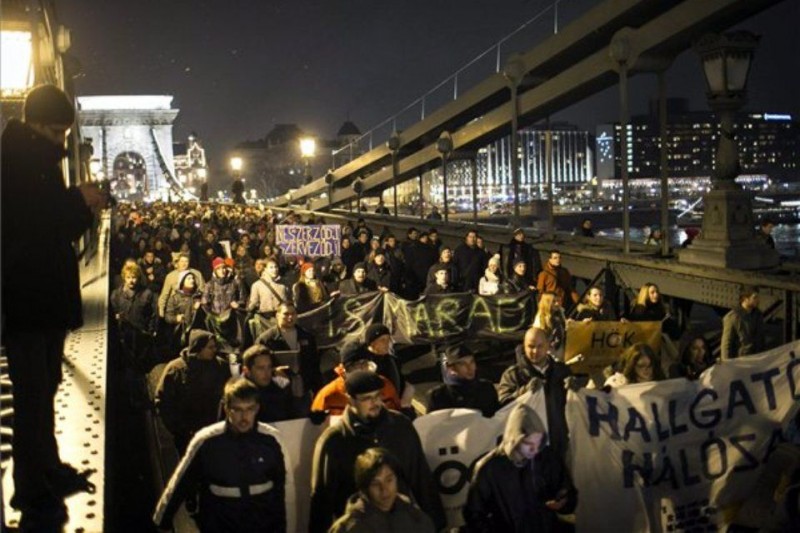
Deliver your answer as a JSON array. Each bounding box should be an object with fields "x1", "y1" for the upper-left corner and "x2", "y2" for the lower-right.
[
  {"x1": 300, "y1": 262, "x2": 315, "y2": 276},
  {"x1": 211, "y1": 257, "x2": 225, "y2": 270}
]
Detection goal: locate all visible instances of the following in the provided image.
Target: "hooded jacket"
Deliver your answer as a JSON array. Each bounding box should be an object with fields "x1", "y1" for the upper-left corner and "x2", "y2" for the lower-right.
[
  {"x1": 310, "y1": 406, "x2": 445, "y2": 533},
  {"x1": 155, "y1": 331, "x2": 231, "y2": 447},
  {"x1": 1, "y1": 119, "x2": 93, "y2": 331},
  {"x1": 497, "y1": 346, "x2": 571, "y2": 458},
  {"x1": 463, "y1": 404, "x2": 577, "y2": 532},
  {"x1": 329, "y1": 492, "x2": 435, "y2": 533}
]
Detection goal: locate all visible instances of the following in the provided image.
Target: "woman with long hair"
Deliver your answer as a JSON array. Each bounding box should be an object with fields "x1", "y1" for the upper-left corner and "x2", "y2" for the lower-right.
[
  {"x1": 532, "y1": 291, "x2": 567, "y2": 360},
  {"x1": 629, "y1": 282, "x2": 680, "y2": 338},
  {"x1": 574, "y1": 286, "x2": 616, "y2": 321},
  {"x1": 669, "y1": 336, "x2": 714, "y2": 379},
  {"x1": 606, "y1": 343, "x2": 665, "y2": 388}
]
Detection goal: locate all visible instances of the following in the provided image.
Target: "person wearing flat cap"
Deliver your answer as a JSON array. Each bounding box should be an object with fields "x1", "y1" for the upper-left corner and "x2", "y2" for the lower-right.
[
  {"x1": 155, "y1": 330, "x2": 232, "y2": 454},
  {"x1": 339, "y1": 262, "x2": 378, "y2": 295},
  {"x1": 310, "y1": 369, "x2": 445, "y2": 533},
  {"x1": 426, "y1": 345, "x2": 500, "y2": 417}
]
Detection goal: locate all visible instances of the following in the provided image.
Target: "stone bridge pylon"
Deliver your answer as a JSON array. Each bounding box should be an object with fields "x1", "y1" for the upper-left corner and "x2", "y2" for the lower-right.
[{"x1": 78, "y1": 95, "x2": 194, "y2": 201}]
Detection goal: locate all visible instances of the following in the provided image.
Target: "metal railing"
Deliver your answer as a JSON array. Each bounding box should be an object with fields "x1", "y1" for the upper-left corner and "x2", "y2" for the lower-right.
[{"x1": 330, "y1": 0, "x2": 568, "y2": 163}]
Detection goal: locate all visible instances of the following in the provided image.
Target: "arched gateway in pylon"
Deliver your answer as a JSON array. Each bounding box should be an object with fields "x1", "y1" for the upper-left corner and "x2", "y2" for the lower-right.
[{"x1": 77, "y1": 95, "x2": 194, "y2": 201}]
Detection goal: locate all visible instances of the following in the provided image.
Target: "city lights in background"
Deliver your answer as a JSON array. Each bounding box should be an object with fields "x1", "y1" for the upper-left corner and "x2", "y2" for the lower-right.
[{"x1": 1, "y1": 30, "x2": 35, "y2": 98}]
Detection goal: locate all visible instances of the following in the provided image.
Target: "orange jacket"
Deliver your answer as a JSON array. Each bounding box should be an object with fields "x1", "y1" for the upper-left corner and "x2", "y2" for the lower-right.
[
  {"x1": 536, "y1": 262, "x2": 579, "y2": 307},
  {"x1": 311, "y1": 364, "x2": 402, "y2": 415}
]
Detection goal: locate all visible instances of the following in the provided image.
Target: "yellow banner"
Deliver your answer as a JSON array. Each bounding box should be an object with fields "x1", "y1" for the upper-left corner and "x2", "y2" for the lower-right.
[{"x1": 564, "y1": 321, "x2": 662, "y2": 375}]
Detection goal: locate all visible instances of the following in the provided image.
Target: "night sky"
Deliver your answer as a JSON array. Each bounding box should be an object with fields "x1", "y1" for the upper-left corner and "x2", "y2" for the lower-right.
[{"x1": 57, "y1": 0, "x2": 799, "y2": 178}]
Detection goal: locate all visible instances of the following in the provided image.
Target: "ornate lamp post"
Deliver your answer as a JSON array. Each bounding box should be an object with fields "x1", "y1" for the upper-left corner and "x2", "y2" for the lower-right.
[
  {"x1": 679, "y1": 31, "x2": 779, "y2": 269},
  {"x1": 436, "y1": 131, "x2": 453, "y2": 222}
]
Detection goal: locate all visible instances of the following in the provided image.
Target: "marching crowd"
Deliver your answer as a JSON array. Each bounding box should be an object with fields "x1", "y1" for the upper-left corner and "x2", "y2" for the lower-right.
[
  {"x1": 102, "y1": 199, "x2": 787, "y2": 533},
  {"x1": 5, "y1": 85, "x2": 792, "y2": 533}
]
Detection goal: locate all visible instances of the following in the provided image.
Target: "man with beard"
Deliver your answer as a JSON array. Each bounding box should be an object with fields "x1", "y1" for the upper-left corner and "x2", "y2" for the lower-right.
[
  {"x1": 536, "y1": 250, "x2": 579, "y2": 309},
  {"x1": 310, "y1": 370, "x2": 445, "y2": 533},
  {"x1": 338, "y1": 262, "x2": 377, "y2": 295}
]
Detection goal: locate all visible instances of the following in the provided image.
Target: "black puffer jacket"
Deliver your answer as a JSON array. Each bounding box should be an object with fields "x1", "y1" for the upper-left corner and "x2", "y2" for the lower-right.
[{"x1": 1, "y1": 119, "x2": 93, "y2": 331}]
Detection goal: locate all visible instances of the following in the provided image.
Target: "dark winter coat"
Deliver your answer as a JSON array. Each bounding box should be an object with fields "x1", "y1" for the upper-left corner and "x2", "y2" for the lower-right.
[
  {"x1": 255, "y1": 325, "x2": 322, "y2": 395},
  {"x1": 1, "y1": 119, "x2": 94, "y2": 331},
  {"x1": 505, "y1": 238, "x2": 541, "y2": 280},
  {"x1": 453, "y1": 242, "x2": 487, "y2": 292},
  {"x1": 339, "y1": 278, "x2": 378, "y2": 296},
  {"x1": 309, "y1": 408, "x2": 445, "y2": 533},
  {"x1": 155, "y1": 349, "x2": 231, "y2": 447},
  {"x1": 497, "y1": 347, "x2": 572, "y2": 458},
  {"x1": 153, "y1": 421, "x2": 290, "y2": 532},
  {"x1": 426, "y1": 378, "x2": 500, "y2": 417},
  {"x1": 366, "y1": 263, "x2": 392, "y2": 290},
  {"x1": 721, "y1": 306, "x2": 766, "y2": 359},
  {"x1": 330, "y1": 493, "x2": 435, "y2": 533},
  {"x1": 463, "y1": 404, "x2": 577, "y2": 532},
  {"x1": 202, "y1": 272, "x2": 247, "y2": 315},
  {"x1": 110, "y1": 285, "x2": 158, "y2": 334}
]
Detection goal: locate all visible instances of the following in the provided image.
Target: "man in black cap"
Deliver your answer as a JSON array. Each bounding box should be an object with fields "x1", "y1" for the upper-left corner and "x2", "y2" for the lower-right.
[
  {"x1": 2, "y1": 84, "x2": 105, "y2": 528},
  {"x1": 338, "y1": 262, "x2": 377, "y2": 295},
  {"x1": 310, "y1": 370, "x2": 445, "y2": 533},
  {"x1": 155, "y1": 330, "x2": 232, "y2": 453},
  {"x1": 426, "y1": 345, "x2": 500, "y2": 417}
]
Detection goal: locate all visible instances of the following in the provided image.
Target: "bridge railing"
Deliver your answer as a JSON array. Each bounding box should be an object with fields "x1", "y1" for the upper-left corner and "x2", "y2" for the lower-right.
[{"x1": 330, "y1": 0, "x2": 568, "y2": 163}]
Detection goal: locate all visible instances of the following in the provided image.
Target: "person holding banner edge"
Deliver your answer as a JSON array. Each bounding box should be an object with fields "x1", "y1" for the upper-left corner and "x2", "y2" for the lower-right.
[{"x1": 498, "y1": 327, "x2": 573, "y2": 459}]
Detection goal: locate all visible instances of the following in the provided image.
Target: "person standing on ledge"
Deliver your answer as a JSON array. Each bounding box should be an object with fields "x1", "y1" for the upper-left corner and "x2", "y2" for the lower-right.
[{"x1": 1, "y1": 84, "x2": 105, "y2": 530}]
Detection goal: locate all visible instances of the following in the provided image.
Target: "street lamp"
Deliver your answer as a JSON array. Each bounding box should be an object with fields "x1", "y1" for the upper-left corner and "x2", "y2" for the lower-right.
[
  {"x1": 436, "y1": 131, "x2": 453, "y2": 222},
  {"x1": 1, "y1": 28, "x2": 35, "y2": 99},
  {"x1": 230, "y1": 156, "x2": 244, "y2": 204},
  {"x1": 679, "y1": 31, "x2": 778, "y2": 270},
  {"x1": 299, "y1": 137, "x2": 316, "y2": 185}
]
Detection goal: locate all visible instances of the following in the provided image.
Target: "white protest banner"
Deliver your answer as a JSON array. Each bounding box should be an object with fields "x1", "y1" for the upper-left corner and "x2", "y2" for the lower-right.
[
  {"x1": 271, "y1": 417, "x2": 330, "y2": 533},
  {"x1": 413, "y1": 390, "x2": 548, "y2": 529},
  {"x1": 567, "y1": 340, "x2": 800, "y2": 532}
]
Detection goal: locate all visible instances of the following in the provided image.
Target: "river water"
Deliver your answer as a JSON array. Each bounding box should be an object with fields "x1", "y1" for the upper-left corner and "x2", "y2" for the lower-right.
[{"x1": 597, "y1": 223, "x2": 799, "y2": 258}]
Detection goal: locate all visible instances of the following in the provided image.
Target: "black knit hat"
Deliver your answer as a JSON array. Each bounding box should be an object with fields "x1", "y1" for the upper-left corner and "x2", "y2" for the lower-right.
[
  {"x1": 340, "y1": 341, "x2": 369, "y2": 368},
  {"x1": 353, "y1": 262, "x2": 367, "y2": 273},
  {"x1": 24, "y1": 85, "x2": 75, "y2": 126},
  {"x1": 364, "y1": 323, "x2": 391, "y2": 346},
  {"x1": 345, "y1": 370, "x2": 384, "y2": 396}
]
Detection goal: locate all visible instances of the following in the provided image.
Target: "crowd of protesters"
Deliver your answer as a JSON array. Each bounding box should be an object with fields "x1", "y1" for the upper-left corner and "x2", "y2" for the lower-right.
[{"x1": 103, "y1": 200, "x2": 788, "y2": 532}]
